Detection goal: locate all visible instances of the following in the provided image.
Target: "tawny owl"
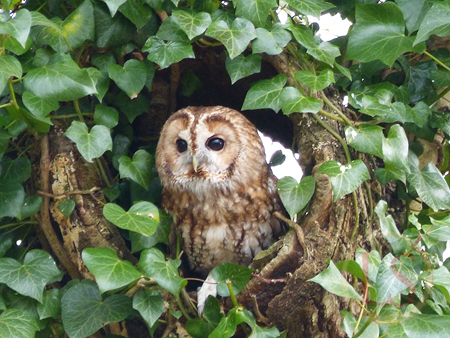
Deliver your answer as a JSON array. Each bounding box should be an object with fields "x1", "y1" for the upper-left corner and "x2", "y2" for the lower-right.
[{"x1": 155, "y1": 106, "x2": 285, "y2": 280}]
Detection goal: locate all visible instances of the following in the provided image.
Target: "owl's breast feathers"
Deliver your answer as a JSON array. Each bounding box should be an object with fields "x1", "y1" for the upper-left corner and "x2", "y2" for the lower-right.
[{"x1": 161, "y1": 170, "x2": 285, "y2": 275}]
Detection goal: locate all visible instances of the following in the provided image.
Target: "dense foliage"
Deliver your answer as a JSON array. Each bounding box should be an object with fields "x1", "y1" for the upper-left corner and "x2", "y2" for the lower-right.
[{"x1": 1, "y1": 0, "x2": 450, "y2": 337}]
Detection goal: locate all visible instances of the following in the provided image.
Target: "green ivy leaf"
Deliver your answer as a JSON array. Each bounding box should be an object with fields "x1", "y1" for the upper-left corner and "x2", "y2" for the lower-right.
[
  {"x1": 118, "y1": 149, "x2": 153, "y2": 189},
  {"x1": 277, "y1": 176, "x2": 315, "y2": 219},
  {"x1": 0, "y1": 249, "x2": 62, "y2": 302},
  {"x1": 156, "y1": 16, "x2": 190, "y2": 43},
  {"x1": 419, "y1": 266, "x2": 450, "y2": 296},
  {"x1": 206, "y1": 18, "x2": 256, "y2": 59},
  {"x1": 287, "y1": 21, "x2": 340, "y2": 66},
  {"x1": 402, "y1": 314, "x2": 450, "y2": 338},
  {"x1": 130, "y1": 210, "x2": 171, "y2": 253},
  {"x1": 280, "y1": 87, "x2": 323, "y2": 115},
  {"x1": 242, "y1": 74, "x2": 286, "y2": 112},
  {"x1": 24, "y1": 53, "x2": 97, "y2": 101},
  {"x1": 252, "y1": 23, "x2": 291, "y2": 55},
  {"x1": 37, "y1": 289, "x2": 61, "y2": 320},
  {"x1": 283, "y1": 0, "x2": 335, "y2": 17},
  {"x1": 0, "y1": 309, "x2": 39, "y2": 338},
  {"x1": 225, "y1": 54, "x2": 261, "y2": 84},
  {"x1": 374, "y1": 200, "x2": 408, "y2": 254},
  {"x1": 57, "y1": 199, "x2": 75, "y2": 219},
  {"x1": 346, "y1": 3, "x2": 415, "y2": 67},
  {"x1": 108, "y1": 59, "x2": 148, "y2": 98},
  {"x1": 426, "y1": 217, "x2": 450, "y2": 241},
  {"x1": 294, "y1": 69, "x2": 335, "y2": 93},
  {"x1": 138, "y1": 247, "x2": 187, "y2": 296},
  {"x1": 407, "y1": 162, "x2": 450, "y2": 211},
  {"x1": 375, "y1": 254, "x2": 418, "y2": 305},
  {"x1": 94, "y1": 3, "x2": 136, "y2": 47},
  {"x1": 94, "y1": 104, "x2": 119, "y2": 128},
  {"x1": 309, "y1": 260, "x2": 362, "y2": 300},
  {"x1": 22, "y1": 91, "x2": 58, "y2": 125},
  {"x1": 235, "y1": 0, "x2": 277, "y2": 27},
  {"x1": 0, "y1": 55, "x2": 22, "y2": 95},
  {"x1": 172, "y1": 10, "x2": 211, "y2": 40},
  {"x1": 64, "y1": 121, "x2": 112, "y2": 163},
  {"x1": 0, "y1": 9, "x2": 31, "y2": 48},
  {"x1": 209, "y1": 306, "x2": 244, "y2": 338},
  {"x1": 211, "y1": 262, "x2": 253, "y2": 297},
  {"x1": 82, "y1": 247, "x2": 142, "y2": 293},
  {"x1": 345, "y1": 124, "x2": 384, "y2": 158},
  {"x1": 0, "y1": 179, "x2": 25, "y2": 219},
  {"x1": 318, "y1": 160, "x2": 370, "y2": 201},
  {"x1": 61, "y1": 281, "x2": 132, "y2": 338},
  {"x1": 396, "y1": 0, "x2": 431, "y2": 34},
  {"x1": 143, "y1": 36, "x2": 195, "y2": 69},
  {"x1": 103, "y1": 201, "x2": 159, "y2": 237},
  {"x1": 0, "y1": 156, "x2": 31, "y2": 183},
  {"x1": 100, "y1": 0, "x2": 127, "y2": 16},
  {"x1": 382, "y1": 124, "x2": 408, "y2": 170},
  {"x1": 18, "y1": 195, "x2": 42, "y2": 221},
  {"x1": 133, "y1": 289, "x2": 165, "y2": 328},
  {"x1": 414, "y1": 2, "x2": 450, "y2": 46},
  {"x1": 32, "y1": 1, "x2": 95, "y2": 53},
  {"x1": 355, "y1": 248, "x2": 381, "y2": 283},
  {"x1": 119, "y1": 0, "x2": 155, "y2": 30}
]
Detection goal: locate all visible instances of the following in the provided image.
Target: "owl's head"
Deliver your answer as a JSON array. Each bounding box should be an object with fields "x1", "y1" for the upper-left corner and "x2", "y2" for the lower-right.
[{"x1": 156, "y1": 106, "x2": 267, "y2": 186}]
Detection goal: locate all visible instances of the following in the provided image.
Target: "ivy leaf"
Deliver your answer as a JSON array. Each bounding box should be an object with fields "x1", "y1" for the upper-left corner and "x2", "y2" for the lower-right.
[
  {"x1": 133, "y1": 289, "x2": 165, "y2": 328},
  {"x1": 94, "y1": 104, "x2": 119, "y2": 128},
  {"x1": 61, "y1": 281, "x2": 132, "y2": 338},
  {"x1": 156, "y1": 16, "x2": 190, "y2": 43},
  {"x1": 294, "y1": 68, "x2": 335, "y2": 93},
  {"x1": 32, "y1": 1, "x2": 95, "y2": 53},
  {"x1": 82, "y1": 247, "x2": 142, "y2": 294},
  {"x1": 235, "y1": 0, "x2": 277, "y2": 27},
  {"x1": 242, "y1": 74, "x2": 286, "y2": 112},
  {"x1": 24, "y1": 53, "x2": 97, "y2": 102},
  {"x1": 346, "y1": 3, "x2": 415, "y2": 67},
  {"x1": 426, "y1": 217, "x2": 450, "y2": 241},
  {"x1": 382, "y1": 124, "x2": 408, "y2": 170},
  {"x1": 374, "y1": 200, "x2": 407, "y2": 254},
  {"x1": 18, "y1": 195, "x2": 42, "y2": 221},
  {"x1": 172, "y1": 10, "x2": 211, "y2": 40},
  {"x1": 355, "y1": 248, "x2": 381, "y2": 283},
  {"x1": 108, "y1": 59, "x2": 148, "y2": 98},
  {"x1": 309, "y1": 260, "x2": 362, "y2": 300},
  {"x1": 280, "y1": 87, "x2": 323, "y2": 115},
  {"x1": 211, "y1": 263, "x2": 253, "y2": 297},
  {"x1": 206, "y1": 18, "x2": 256, "y2": 59},
  {"x1": 283, "y1": 0, "x2": 335, "y2": 17},
  {"x1": 0, "y1": 250, "x2": 62, "y2": 302},
  {"x1": 0, "y1": 9, "x2": 31, "y2": 48},
  {"x1": 225, "y1": 54, "x2": 261, "y2": 84},
  {"x1": 103, "y1": 201, "x2": 159, "y2": 237},
  {"x1": 345, "y1": 124, "x2": 384, "y2": 158},
  {"x1": 138, "y1": 247, "x2": 187, "y2": 296},
  {"x1": 100, "y1": 0, "x2": 127, "y2": 16},
  {"x1": 94, "y1": 3, "x2": 136, "y2": 47},
  {"x1": 414, "y1": 2, "x2": 450, "y2": 46},
  {"x1": 57, "y1": 199, "x2": 75, "y2": 219},
  {"x1": 0, "y1": 179, "x2": 25, "y2": 219},
  {"x1": 209, "y1": 306, "x2": 245, "y2": 338},
  {"x1": 119, "y1": 0, "x2": 155, "y2": 30},
  {"x1": 402, "y1": 314, "x2": 450, "y2": 338},
  {"x1": 375, "y1": 254, "x2": 417, "y2": 305},
  {"x1": 0, "y1": 156, "x2": 31, "y2": 183},
  {"x1": 419, "y1": 266, "x2": 450, "y2": 295},
  {"x1": 130, "y1": 210, "x2": 171, "y2": 253},
  {"x1": 22, "y1": 91, "x2": 58, "y2": 125},
  {"x1": 277, "y1": 176, "x2": 315, "y2": 219},
  {"x1": 396, "y1": 0, "x2": 431, "y2": 34},
  {"x1": 118, "y1": 149, "x2": 153, "y2": 189},
  {"x1": 37, "y1": 289, "x2": 61, "y2": 320},
  {"x1": 318, "y1": 160, "x2": 370, "y2": 201},
  {"x1": 0, "y1": 309, "x2": 39, "y2": 338},
  {"x1": 0, "y1": 55, "x2": 22, "y2": 95},
  {"x1": 143, "y1": 36, "x2": 195, "y2": 69},
  {"x1": 407, "y1": 162, "x2": 450, "y2": 211},
  {"x1": 252, "y1": 23, "x2": 292, "y2": 55},
  {"x1": 287, "y1": 22, "x2": 340, "y2": 66},
  {"x1": 64, "y1": 121, "x2": 112, "y2": 163}
]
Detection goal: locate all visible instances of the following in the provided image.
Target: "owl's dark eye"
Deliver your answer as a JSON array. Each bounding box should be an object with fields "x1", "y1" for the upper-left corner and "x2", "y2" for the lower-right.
[
  {"x1": 176, "y1": 139, "x2": 188, "y2": 153},
  {"x1": 206, "y1": 137, "x2": 225, "y2": 151}
]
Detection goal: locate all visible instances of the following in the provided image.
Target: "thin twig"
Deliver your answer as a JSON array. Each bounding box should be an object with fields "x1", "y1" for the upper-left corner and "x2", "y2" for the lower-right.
[{"x1": 274, "y1": 211, "x2": 308, "y2": 258}]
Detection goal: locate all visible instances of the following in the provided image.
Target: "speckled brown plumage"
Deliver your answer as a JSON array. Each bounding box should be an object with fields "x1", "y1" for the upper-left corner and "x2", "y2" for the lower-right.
[{"x1": 156, "y1": 106, "x2": 285, "y2": 276}]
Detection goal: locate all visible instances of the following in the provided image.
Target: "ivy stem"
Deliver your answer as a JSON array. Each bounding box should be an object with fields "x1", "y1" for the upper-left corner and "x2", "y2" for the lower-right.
[
  {"x1": 0, "y1": 220, "x2": 39, "y2": 230},
  {"x1": 353, "y1": 311, "x2": 377, "y2": 338},
  {"x1": 73, "y1": 99, "x2": 84, "y2": 122},
  {"x1": 0, "y1": 102, "x2": 13, "y2": 109},
  {"x1": 312, "y1": 114, "x2": 351, "y2": 163},
  {"x1": 7, "y1": 79, "x2": 20, "y2": 111},
  {"x1": 318, "y1": 109, "x2": 345, "y2": 123},
  {"x1": 424, "y1": 51, "x2": 450, "y2": 72},
  {"x1": 175, "y1": 294, "x2": 192, "y2": 320},
  {"x1": 320, "y1": 91, "x2": 352, "y2": 125},
  {"x1": 226, "y1": 280, "x2": 239, "y2": 308}
]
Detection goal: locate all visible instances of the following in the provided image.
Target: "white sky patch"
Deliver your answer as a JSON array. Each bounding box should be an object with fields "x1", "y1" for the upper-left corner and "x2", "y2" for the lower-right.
[
  {"x1": 308, "y1": 13, "x2": 352, "y2": 42},
  {"x1": 259, "y1": 132, "x2": 303, "y2": 182}
]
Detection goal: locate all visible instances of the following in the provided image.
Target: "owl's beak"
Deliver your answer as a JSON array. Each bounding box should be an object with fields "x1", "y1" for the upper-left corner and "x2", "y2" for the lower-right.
[{"x1": 192, "y1": 156, "x2": 198, "y2": 173}]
